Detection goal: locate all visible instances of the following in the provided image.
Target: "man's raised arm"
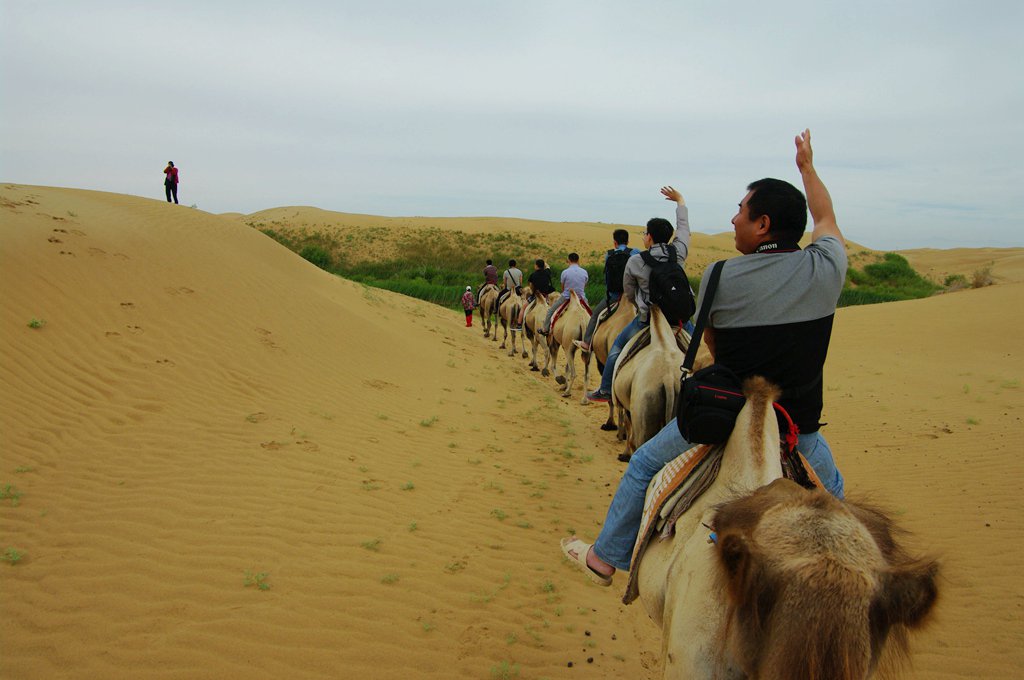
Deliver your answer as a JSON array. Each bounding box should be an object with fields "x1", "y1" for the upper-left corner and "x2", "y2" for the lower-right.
[{"x1": 795, "y1": 129, "x2": 844, "y2": 246}]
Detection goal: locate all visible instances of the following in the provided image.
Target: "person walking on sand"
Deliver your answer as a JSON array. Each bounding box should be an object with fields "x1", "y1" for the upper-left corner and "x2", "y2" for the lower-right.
[
  {"x1": 560, "y1": 129, "x2": 847, "y2": 587},
  {"x1": 461, "y1": 286, "x2": 476, "y2": 327},
  {"x1": 164, "y1": 161, "x2": 179, "y2": 204}
]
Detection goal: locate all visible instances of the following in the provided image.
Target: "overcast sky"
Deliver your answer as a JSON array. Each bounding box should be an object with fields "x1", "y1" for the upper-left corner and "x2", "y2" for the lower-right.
[{"x1": 2, "y1": 1, "x2": 1021, "y2": 249}]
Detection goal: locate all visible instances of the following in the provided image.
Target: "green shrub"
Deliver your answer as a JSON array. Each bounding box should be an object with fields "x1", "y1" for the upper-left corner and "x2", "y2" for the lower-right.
[{"x1": 300, "y1": 244, "x2": 333, "y2": 271}]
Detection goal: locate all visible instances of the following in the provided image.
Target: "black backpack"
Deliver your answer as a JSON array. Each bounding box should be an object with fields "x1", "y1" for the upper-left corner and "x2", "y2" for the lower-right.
[
  {"x1": 604, "y1": 248, "x2": 632, "y2": 294},
  {"x1": 639, "y1": 245, "x2": 695, "y2": 326}
]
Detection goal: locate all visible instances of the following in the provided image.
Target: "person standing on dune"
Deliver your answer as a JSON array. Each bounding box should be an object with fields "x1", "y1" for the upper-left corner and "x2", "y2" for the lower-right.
[{"x1": 163, "y1": 161, "x2": 179, "y2": 204}]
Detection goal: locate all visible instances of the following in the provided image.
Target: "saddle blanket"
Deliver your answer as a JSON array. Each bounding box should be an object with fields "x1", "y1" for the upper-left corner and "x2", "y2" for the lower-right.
[{"x1": 551, "y1": 297, "x2": 592, "y2": 330}]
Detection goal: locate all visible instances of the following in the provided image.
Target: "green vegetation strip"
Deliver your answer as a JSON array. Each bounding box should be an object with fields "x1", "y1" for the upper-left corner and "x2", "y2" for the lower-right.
[{"x1": 258, "y1": 225, "x2": 980, "y2": 310}]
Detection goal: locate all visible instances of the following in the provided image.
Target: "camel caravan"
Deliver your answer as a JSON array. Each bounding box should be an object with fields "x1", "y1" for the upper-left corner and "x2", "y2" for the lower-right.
[{"x1": 462, "y1": 135, "x2": 938, "y2": 678}]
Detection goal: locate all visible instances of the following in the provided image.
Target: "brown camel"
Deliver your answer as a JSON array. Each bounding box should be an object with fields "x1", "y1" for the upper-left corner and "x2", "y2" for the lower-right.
[
  {"x1": 498, "y1": 288, "x2": 525, "y2": 357},
  {"x1": 542, "y1": 290, "x2": 590, "y2": 398},
  {"x1": 579, "y1": 297, "x2": 637, "y2": 407},
  {"x1": 609, "y1": 306, "x2": 686, "y2": 461},
  {"x1": 479, "y1": 284, "x2": 499, "y2": 341},
  {"x1": 635, "y1": 378, "x2": 939, "y2": 679}
]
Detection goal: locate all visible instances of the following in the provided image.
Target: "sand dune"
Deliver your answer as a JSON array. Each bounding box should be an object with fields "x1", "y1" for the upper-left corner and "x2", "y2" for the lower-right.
[{"x1": 2, "y1": 184, "x2": 1021, "y2": 679}]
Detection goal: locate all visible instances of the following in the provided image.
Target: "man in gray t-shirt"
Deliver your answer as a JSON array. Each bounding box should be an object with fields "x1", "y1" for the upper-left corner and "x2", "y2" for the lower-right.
[{"x1": 560, "y1": 129, "x2": 848, "y2": 586}]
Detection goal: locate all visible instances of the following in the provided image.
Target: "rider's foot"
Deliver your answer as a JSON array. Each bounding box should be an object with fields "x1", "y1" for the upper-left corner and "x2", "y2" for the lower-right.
[
  {"x1": 573, "y1": 339, "x2": 591, "y2": 352},
  {"x1": 537, "y1": 328, "x2": 548, "y2": 336},
  {"x1": 586, "y1": 389, "x2": 611, "y2": 403}
]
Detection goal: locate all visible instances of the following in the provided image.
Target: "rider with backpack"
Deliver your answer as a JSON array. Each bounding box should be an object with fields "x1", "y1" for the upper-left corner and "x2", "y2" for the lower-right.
[
  {"x1": 585, "y1": 186, "x2": 693, "y2": 403},
  {"x1": 574, "y1": 229, "x2": 640, "y2": 352}
]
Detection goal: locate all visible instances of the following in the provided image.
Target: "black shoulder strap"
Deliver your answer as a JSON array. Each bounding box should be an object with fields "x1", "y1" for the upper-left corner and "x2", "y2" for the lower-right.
[{"x1": 681, "y1": 260, "x2": 726, "y2": 374}]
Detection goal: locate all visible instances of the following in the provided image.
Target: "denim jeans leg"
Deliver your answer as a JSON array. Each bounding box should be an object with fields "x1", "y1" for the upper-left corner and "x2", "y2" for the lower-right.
[
  {"x1": 592, "y1": 419, "x2": 691, "y2": 571},
  {"x1": 598, "y1": 318, "x2": 643, "y2": 394},
  {"x1": 583, "y1": 298, "x2": 607, "y2": 344},
  {"x1": 798, "y1": 431, "x2": 845, "y2": 499}
]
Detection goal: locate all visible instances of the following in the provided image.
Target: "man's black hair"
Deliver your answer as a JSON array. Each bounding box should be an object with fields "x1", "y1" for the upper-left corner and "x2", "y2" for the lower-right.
[
  {"x1": 746, "y1": 178, "x2": 808, "y2": 241},
  {"x1": 645, "y1": 217, "x2": 673, "y2": 245},
  {"x1": 486, "y1": 259, "x2": 493, "y2": 265},
  {"x1": 613, "y1": 228, "x2": 629, "y2": 246},
  {"x1": 535, "y1": 258, "x2": 545, "y2": 269},
  {"x1": 508, "y1": 259, "x2": 516, "y2": 267},
  {"x1": 567, "y1": 252, "x2": 580, "y2": 263}
]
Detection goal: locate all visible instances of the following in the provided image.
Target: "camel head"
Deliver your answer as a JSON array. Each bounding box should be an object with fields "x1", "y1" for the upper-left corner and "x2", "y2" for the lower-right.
[{"x1": 712, "y1": 478, "x2": 939, "y2": 680}]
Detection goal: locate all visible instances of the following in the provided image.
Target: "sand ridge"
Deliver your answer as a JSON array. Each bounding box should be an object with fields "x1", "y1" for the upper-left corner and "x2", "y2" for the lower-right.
[{"x1": 2, "y1": 184, "x2": 1022, "y2": 678}]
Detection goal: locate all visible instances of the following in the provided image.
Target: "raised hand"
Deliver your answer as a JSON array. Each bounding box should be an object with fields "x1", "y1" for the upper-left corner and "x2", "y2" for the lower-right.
[
  {"x1": 795, "y1": 128, "x2": 814, "y2": 173},
  {"x1": 660, "y1": 186, "x2": 684, "y2": 204}
]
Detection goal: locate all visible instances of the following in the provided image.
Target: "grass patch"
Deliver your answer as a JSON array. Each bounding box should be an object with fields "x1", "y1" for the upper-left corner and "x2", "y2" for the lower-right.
[
  {"x1": 381, "y1": 573, "x2": 400, "y2": 584},
  {"x1": 27, "y1": 318, "x2": 45, "y2": 329},
  {"x1": 361, "y1": 538, "x2": 382, "y2": 551},
  {"x1": 0, "y1": 484, "x2": 23, "y2": 506},
  {"x1": 490, "y1": 661, "x2": 520, "y2": 679},
  {"x1": 2, "y1": 547, "x2": 25, "y2": 565},
  {"x1": 244, "y1": 570, "x2": 271, "y2": 591},
  {"x1": 401, "y1": 482, "x2": 415, "y2": 491},
  {"x1": 420, "y1": 416, "x2": 439, "y2": 427}
]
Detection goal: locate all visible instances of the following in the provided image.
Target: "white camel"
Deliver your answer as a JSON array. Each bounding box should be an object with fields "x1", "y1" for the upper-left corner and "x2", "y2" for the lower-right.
[{"x1": 542, "y1": 290, "x2": 590, "y2": 398}]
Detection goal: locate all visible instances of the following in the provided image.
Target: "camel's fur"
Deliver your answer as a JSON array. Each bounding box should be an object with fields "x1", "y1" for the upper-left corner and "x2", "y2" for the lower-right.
[
  {"x1": 498, "y1": 288, "x2": 525, "y2": 356},
  {"x1": 609, "y1": 307, "x2": 686, "y2": 460},
  {"x1": 479, "y1": 284, "x2": 499, "y2": 341},
  {"x1": 580, "y1": 296, "x2": 637, "y2": 409},
  {"x1": 636, "y1": 378, "x2": 939, "y2": 680},
  {"x1": 541, "y1": 290, "x2": 590, "y2": 397}
]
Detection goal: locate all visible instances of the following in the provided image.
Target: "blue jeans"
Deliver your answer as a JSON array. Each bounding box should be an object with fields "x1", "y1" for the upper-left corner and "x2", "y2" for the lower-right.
[
  {"x1": 592, "y1": 419, "x2": 844, "y2": 571},
  {"x1": 597, "y1": 317, "x2": 646, "y2": 394}
]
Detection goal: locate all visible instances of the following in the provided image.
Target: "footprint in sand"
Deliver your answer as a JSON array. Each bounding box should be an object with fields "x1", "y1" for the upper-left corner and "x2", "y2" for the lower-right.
[
  {"x1": 260, "y1": 441, "x2": 284, "y2": 450},
  {"x1": 59, "y1": 250, "x2": 75, "y2": 256},
  {"x1": 245, "y1": 412, "x2": 269, "y2": 423},
  {"x1": 297, "y1": 440, "x2": 320, "y2": 452},
  {"x1": 47, "y1": 237, "x2": 63, "y2": 243},
  {"x1": 53, "y1": 228, "x2": 68, "y2": 234},
  {"x1": 165, "y1": 286, "x2": 195, "y2": 295},
  {"x1": 126, "y1": 325, "x2": 144, "y2": 334},
  {"x1": 155, "y1": 358, "x2": 175, "y2": 367},
  {"x1": 120, "y1": 302, "x2": 135, "y2": 309},
  {"x1": 89, "y1": 247, "x2": 107, "y2": 257},
  {"x1": 114, "y1": 252, "x2": 129, "y2": 260},
  {"x1": 105, "y1": 331, "x2": 121, "y2": 338},
  {"x1": 70, "y1": 229, "x2": 86, "y2": 237}
]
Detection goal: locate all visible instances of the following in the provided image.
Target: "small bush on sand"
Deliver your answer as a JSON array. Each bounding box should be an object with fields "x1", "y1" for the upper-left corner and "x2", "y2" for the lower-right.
[{"x1": 971, "y1": 266, "x2": 994, "y2": 288}]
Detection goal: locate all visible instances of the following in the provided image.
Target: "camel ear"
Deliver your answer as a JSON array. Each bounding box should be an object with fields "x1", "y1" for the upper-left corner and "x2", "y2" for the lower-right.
[
  {"x1": 876, "y1": 560, "x2": 940, "y2": 629},
  {"x1": 718, "y1": 531, "x2": 750, "y2": 579}
]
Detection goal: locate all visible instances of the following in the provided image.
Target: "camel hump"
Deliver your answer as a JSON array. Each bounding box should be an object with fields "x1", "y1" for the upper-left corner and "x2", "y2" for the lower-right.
[
  {"x1": 741, "y1": 376, "x2": 781, "y2": 406},
  {"x1": 649, "y1": 305, "x2": 677, "y2": 348}
]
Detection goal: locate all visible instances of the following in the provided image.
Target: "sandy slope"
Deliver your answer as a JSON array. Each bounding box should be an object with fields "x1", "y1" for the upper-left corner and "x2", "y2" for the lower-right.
[{"x1": 2, "y1": 184, "x2": 1022, "y2": 679}]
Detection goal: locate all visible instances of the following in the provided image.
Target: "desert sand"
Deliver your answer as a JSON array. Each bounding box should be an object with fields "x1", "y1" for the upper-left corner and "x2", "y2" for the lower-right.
[{"x1": 1, "y1": 184, "x2": 1021, "y2": 679}]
